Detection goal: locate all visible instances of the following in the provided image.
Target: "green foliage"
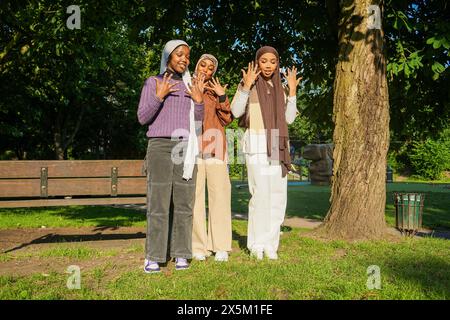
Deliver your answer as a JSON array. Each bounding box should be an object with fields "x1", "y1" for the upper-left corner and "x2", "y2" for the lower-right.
[
  {"x1": 0, "y1": 1, "x2": 152, "y2": 159},
  {"x1": 387, "y1": 150, "x2": 402, "y2": 173},
  {"x1": 409, "y1": 137, "x2": 450, "y2": 180},
  {"x1": 0, "y1": 0, "x2": 448, "y2": 164}
]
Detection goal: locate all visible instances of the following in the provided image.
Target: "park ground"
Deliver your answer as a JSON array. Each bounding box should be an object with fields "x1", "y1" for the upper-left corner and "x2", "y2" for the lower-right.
[{"x1": 0, "y1": 181, "x2": 449, "y2": 299}]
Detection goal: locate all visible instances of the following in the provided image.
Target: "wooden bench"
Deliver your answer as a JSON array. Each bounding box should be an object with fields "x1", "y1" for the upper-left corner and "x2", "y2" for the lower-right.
[{"x1": 0, "y1": 160, "x2": 147, "y2": 208}]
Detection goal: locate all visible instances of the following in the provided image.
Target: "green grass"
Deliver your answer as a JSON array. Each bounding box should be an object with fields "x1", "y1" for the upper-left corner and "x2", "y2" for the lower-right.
[
  {"x1": 0, "y1": 206, "x2": 146, "y2": 229},
  {"x1": 0, "y1": 221, "x2": 449, "y2": 300},
  {"x1": 0, "y1": 182, "x2": 447, "y2": 300},
  {"x1": 0, "y1": 247, "x2": 117, "y2": 262},
  {"x1": 232, "y1": 181, "x2": 450, "y2": 229},
  {"x1": 0, "y1": 182, "x2": 448, "y2": 229},
  {"x1": 395, "y1": 174, "x2": 450, "y2": 184},
  {"x1": 38, "y1": 247, "x2": 117, "y2": 259}
]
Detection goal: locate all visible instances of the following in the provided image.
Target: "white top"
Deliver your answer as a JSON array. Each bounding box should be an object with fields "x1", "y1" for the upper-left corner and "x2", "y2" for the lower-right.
[
  {"x1": 231, "y1": 87, "x2": 298, "y2": 154},
  {"x1": 231, "y1": 88, "x2": 298, "y2": 124}
]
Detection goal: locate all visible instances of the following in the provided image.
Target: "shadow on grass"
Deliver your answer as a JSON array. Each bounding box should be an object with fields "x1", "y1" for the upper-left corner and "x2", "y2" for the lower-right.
[
  {"x1": 356, "y1": 250, "x2": 450, "y2": 298},
  {"x1": 3, "y1": 231, "x2": 146, "y2": 254},
  {"x1": 232, "y1": 230, "x2": 248, "y2": 252},
  {"x1": 53, "y1": 206, "x2": 146, "y2": 227}
]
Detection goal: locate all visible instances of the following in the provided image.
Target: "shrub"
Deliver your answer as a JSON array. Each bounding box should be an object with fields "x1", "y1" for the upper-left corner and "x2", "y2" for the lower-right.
[{"x1": 409, "y1": 138, "x2": 450, "y2": 180}]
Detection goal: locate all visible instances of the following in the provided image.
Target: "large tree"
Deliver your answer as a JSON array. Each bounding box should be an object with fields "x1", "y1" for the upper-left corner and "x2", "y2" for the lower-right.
[{"x1": 318, "y1": 0, "x2": 390, "y2": 239}]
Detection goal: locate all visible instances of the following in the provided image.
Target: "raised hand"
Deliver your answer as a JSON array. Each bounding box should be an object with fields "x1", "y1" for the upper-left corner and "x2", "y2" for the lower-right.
[
  {"x1": 241, "y1": 61, "x2": 261, "y2": 91},
  {"x1": 205, "y1": 77, "x2": 228, "y2": 96},
  {"x1": 155, "y1": 73, "x2": 179, "y2": 100},
  {"x1": 186, "y1": 73, "x2": 205, "y2": 104},
  {"x1": 283, "y1": 66, "x2": 302, "y2": 97}
]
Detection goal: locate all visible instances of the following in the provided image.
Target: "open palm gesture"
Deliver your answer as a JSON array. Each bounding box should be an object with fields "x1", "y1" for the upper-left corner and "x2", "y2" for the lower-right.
[
  {"x1": 155, "y1": 73, "x2": 179, "y2": 100},
  {"x1": 205, "y1": 77, "x2": 228, "y2": 96},
  {"x1": 282, "y1": 66, "x2": 302, "y2": 97},
  {"x1": 242, "y1": 61, "x2": 261, "y2": 91},
  {"x1": 186, "y1": 73, "x2": 206, "y2": 104}
]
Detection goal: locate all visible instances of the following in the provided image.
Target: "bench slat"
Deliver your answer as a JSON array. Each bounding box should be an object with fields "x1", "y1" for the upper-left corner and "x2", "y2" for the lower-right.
[
  {"x1": 0, "y1": 197, "x2": 147, "y2": 208},
  {"x1": 0, "y1": 179, "x2": 41, "y2": 197},
  {"x1": 0, "y1": 178, "x2": 147, "y2": 197},
  {"x1": 0, "y1": 160, "x2": 145, "y2": 178}
]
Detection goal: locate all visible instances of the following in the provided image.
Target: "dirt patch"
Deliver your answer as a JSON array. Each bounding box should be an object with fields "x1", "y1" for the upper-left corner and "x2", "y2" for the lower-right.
[
  {"x1": 0, "y1": 226, "x2": 147, "y2": 277},
  {"x1": 0, "y1": 226, "x2": 146, "y2": 253},
  {"x1": 0, "y1": 251, "x2": 143, "y2": 277},
  {"x1": 332, "y1": 249, "x2": 347, "y2": 260},
  {"x1": 283, "y1": 217, "x2": 322, "y2": 229}
]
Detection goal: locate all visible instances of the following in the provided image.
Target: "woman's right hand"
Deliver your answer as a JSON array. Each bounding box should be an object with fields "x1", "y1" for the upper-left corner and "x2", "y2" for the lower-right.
[
  {"x1": 155, "y1": 73, "x2": 179, "y2": 101},
  {"x1": 241, "y1": 61, "x2": 260, "y2": 91}
]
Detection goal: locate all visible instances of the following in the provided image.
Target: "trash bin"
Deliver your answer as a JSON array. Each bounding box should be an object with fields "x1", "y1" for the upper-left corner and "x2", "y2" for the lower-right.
[
  {"x1": 386, "y1": 165, "x2": 393, "y2": 183},
  {"x1": 393, "y1": 193, "x2": 425, "y2": 236}
]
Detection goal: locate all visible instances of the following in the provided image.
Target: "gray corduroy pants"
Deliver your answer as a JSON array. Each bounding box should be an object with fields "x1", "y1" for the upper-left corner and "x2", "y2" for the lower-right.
[{"x1": 144, "y1": 138, "x2": 197, "y2": 262}]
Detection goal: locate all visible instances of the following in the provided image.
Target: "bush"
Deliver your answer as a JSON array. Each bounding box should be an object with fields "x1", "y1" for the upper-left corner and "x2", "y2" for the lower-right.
[
  {"x1": 409, "y1": 138, "x2": 450, "y2": 180},
  {"x1": 387, "y1": 148, "x2": 406, "y2": 173}
]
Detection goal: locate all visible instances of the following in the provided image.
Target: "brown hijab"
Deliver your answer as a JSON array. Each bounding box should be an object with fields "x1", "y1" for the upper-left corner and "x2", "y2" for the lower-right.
[{"x1": 254, "y1": 46, "x2": 291, "y2": 177}]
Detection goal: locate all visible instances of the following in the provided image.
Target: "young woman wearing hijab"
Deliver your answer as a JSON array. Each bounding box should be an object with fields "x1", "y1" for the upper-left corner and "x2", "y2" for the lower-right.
[
  {"x1": 230, "y1": 46, "x2": 301, "y2": 260},
  {"x1": 191, "y1": 54, "x2": 233, "y2": 262},
  {"x1": 137, "y1": 40, "x2": 205, "y2": 273}
]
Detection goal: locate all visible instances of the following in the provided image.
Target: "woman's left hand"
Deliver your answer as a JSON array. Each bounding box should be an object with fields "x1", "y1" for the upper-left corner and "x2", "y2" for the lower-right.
[
  {"x1": 205, "y1": 77, "x2": 229, "y2": 96},
  {"x1": 283, "y1": 66, "x2": 302, "y2": 97}
]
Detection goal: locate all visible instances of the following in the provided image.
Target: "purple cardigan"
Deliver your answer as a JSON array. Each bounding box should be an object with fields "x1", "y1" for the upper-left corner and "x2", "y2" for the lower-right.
[{"x1": 137, "y1": 74, "x2": 204, "y2": 139}]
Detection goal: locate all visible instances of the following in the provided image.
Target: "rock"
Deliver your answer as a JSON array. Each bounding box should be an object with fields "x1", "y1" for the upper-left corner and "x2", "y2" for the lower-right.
[{"x1": 303, "y1": 144, "x2": 334, "y2": 185}]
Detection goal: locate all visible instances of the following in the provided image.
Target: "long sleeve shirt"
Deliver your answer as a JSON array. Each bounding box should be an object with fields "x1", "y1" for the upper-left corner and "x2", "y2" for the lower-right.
[
  {"x1": 230, "y1": 84, "x2": 298, "y2": 154},
  {"x1": 231, "y1": 88, "x2": 297, "y2": 124},
  {"x1": 199, "y1": 92, "x2": 233, "y2": 161},
  {"x1": 137, "y1": 75, "x2": 204, "y2": 139}
]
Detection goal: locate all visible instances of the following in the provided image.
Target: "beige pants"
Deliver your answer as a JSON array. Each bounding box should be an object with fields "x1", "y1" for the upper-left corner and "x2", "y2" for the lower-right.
[{"x1": 192, "y1": 158, "x2": 232, "y2": 255}]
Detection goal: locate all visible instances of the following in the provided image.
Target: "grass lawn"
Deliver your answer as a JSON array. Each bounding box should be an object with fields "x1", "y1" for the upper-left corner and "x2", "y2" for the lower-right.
[
  {"x1": 0, "y1": 220, "x2": 449, "y2": 299},
  {"x1": 0, "y1": 181, "x2": 449, "y2": 300},
  {"x1": 0, "y1": 182, "x2": 448, "y2": 230}
]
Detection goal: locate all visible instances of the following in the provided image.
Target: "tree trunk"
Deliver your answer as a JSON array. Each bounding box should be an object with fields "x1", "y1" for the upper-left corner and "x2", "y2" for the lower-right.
[
  {"x1": 54, "y1": 130, "x2": 65, "y2": 160},
  {"x1": 54, "y1": 110, "x2": 65, "y2": 160},
  {"x1": 320, "y1": 0, "x2": 390, "y2": 240},
  {"x1": 53, "y1": 103, "x2": 84, "y2": 160}
]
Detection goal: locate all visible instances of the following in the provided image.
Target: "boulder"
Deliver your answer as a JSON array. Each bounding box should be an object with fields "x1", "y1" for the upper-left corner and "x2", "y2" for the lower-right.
[{"x1": 303, "y1": 144, "x2": 334, "y2": 185}]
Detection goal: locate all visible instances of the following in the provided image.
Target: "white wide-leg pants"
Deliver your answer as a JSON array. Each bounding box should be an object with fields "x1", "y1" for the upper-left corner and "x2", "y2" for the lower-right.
[{"x1": 245, "y1": 152, "x2": 287, "y2": 254}]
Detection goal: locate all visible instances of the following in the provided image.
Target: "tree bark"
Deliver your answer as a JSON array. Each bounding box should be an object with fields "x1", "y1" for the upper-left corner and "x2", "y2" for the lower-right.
[{"x1": 320, "y1": 0, "x2": 390, "y2": 240}]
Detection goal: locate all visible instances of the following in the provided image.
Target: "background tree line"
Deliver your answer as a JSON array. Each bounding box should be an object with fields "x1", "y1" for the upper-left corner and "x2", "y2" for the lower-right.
[{"x1": 1, "y1": 0, "x2": 449, "y2": 179}]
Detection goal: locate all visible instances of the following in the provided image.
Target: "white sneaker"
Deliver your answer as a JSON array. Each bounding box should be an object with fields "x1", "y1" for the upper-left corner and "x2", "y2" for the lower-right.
[
  {"x1": 265, "y1": 250, "x2": 278, "y2": 260},
  {"x1": 193, "y1": 253, "x2": 206, "y2": 261},
  {"x1": 143, "y1": 259, "x2": 161, "y2": 273},
  {"x1": 215, "y1": 251, "x2": 228, "y2": 262},
  {"x1": 250, "y1": 249, "x2": 264, "y2": 260}
]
